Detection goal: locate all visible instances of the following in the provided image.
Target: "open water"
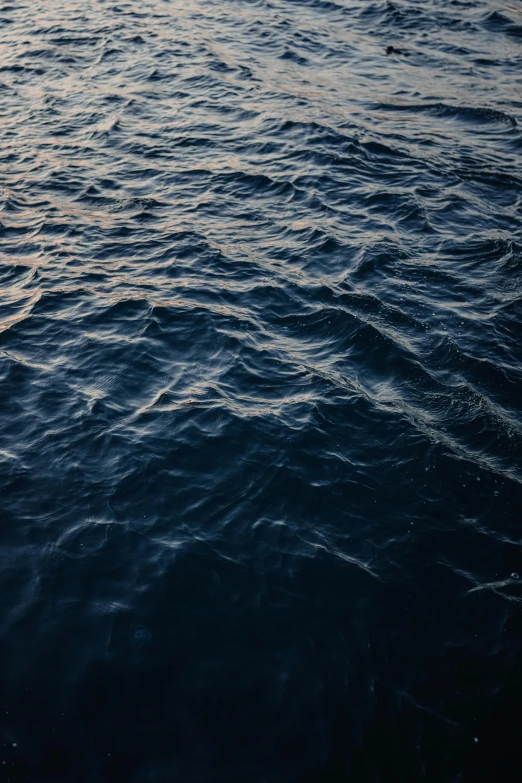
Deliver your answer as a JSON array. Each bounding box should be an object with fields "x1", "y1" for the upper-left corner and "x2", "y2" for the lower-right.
[{"x1": 1, "y1": 1, "x2": 521, "y2": 781}]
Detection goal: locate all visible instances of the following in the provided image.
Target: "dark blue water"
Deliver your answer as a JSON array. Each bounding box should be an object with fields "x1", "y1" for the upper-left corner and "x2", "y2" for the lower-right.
[{"x1": 1, "y1": 1, "x2": 522, "y2": 780}]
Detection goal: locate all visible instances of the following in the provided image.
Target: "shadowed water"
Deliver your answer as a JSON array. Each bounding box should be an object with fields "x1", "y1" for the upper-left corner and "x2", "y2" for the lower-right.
[{"x1": 0, "y1": 0, "x2": 521, "y2": 781}]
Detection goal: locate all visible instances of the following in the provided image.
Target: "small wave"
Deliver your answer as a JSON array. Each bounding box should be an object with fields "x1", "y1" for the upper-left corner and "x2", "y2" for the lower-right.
[{"x1": 377, "y1": 101, "x2": 517, "y2": 127}]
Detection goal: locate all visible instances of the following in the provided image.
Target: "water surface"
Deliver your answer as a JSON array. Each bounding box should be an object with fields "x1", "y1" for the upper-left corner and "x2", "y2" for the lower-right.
[{"x1": 1, "y1": 1, "x2": 521, "y2": 780}]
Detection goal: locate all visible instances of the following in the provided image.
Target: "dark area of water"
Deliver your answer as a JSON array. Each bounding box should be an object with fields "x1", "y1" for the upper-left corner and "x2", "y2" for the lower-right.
[{"x1": 1, "y1": 1, "x2": 521, "y2": 781}]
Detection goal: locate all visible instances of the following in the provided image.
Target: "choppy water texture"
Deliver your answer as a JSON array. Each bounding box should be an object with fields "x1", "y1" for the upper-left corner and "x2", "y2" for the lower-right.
[{"x1": 1, "y1": 0, "x2": 522, "y2": 780}]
